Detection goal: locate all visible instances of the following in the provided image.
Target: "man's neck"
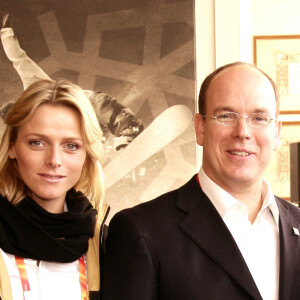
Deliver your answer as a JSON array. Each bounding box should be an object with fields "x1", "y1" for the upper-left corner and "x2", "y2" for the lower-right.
[
  {"x1": 200, "y1": 168, "x2": 266, "y2": 224},
  {"x1": 221, "y1": 181, "x2": 266, "y2": 224}
]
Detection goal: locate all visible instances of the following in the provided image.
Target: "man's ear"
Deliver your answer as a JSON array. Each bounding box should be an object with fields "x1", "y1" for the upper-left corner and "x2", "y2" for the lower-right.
[
  {"x1": 8, "y1": 145, "x2": 16, "y2": 159},
  {"x1": 273, "y1": 120, "x2": 282, "y2": 151},
  {"x1": 194, "y1": 113, "x2": 205, "y2": 146}
]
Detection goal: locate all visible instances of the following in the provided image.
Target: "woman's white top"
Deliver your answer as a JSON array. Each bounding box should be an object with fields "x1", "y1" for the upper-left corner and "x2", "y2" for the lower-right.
[{"x1": 0, "y1": 249, "x2": 82, "y2": 300}]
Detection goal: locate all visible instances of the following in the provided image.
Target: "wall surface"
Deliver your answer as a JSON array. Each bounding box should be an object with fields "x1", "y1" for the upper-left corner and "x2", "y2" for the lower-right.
[
  {"x1": 195, "y1": 0, "x2": 300, "y2": 82},
  {"x1": 251, "y1": 0, "x2": 300, "y2": 36}
]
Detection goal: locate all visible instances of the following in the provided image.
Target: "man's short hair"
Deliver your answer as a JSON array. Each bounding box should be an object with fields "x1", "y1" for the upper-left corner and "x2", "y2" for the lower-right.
[{"x1": 198, "y1": 62, "x2": 280, "y2": 117}]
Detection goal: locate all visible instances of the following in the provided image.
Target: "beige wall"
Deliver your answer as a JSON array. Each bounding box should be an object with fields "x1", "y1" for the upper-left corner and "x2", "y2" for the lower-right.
[
  {"x1": 196, "y1": 0, "x2": 300, "y2": 87},
  {"x1": 251, "y1": 0, "x2": 300, "y2": 36}
]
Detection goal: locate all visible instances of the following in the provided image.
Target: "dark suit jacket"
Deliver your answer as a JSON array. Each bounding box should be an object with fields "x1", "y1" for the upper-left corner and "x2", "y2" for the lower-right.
[{"x1": 101, "y1": 175, "x2": 300, "y2": 300}]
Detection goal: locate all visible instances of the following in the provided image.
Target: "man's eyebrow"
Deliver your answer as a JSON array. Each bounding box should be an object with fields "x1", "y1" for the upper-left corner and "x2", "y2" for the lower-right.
[
  {"x1": 213, "y1": 107, "x2": 235, "y2": 113},
  {"x1": 212, "y1": 107, "x2": 272, "y2": 114},
  {"x1": 252, "y1": 108, "x2": 271, "y2": 113}
]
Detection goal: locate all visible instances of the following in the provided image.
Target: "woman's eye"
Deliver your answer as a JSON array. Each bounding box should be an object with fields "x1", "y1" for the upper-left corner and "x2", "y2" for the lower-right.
[
  {"x1": 66, "y1": 143, "x2": 79, "y2": 151},
  {"x1": 29, "y1": 140, "x2": 43, "y2": 147}
]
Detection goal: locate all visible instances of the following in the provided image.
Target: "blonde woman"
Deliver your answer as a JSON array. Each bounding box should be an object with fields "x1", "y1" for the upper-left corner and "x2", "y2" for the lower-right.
[{"x1": 0, "y1": 79, "x2": 109, "y2": 300}]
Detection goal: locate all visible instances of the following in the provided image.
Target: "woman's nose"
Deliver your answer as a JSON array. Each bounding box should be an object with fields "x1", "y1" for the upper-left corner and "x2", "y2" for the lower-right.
[{"x1": 47, "y1": 147, "x2": 62, "y2": 168}]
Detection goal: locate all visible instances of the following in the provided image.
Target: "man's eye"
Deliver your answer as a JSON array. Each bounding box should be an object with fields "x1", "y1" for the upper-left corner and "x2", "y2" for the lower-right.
[
  {"x1": 253, "y1": 115, "x2": 268, "y2": 122},
  {"x1": 255, "y1": 117, "x2": 264, "y2": 121},
  {"x1": 217, "y1": 113, "x2": 235, "y2": 120}
]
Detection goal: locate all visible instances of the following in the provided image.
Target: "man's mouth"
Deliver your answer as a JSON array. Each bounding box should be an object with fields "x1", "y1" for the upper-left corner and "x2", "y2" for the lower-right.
[{"x1": 228, "y1": 151, "x2": 251, "y2": 157}]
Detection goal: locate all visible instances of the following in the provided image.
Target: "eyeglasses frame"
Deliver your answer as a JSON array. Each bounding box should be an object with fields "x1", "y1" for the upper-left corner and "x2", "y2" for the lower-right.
[{"x1": 200, "y1": 111, "x2": 277, "y2": 127}]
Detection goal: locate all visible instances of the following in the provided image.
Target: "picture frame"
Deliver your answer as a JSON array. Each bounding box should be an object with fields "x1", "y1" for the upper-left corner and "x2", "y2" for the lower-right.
[
  {"x1": 253, "y1": 35, "x2": 300, "y2": 113},
  {"x1": 0, "y1": 1, "x2": 196, "y2": 221},
  {"x1": 264, "y1": 121, "x2": 300, "y2": 201}
]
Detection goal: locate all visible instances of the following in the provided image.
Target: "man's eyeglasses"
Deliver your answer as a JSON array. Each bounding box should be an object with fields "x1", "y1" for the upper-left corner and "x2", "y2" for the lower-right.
[{"x1": 201, "y1": 111, "x2": 276, "y2": 127}]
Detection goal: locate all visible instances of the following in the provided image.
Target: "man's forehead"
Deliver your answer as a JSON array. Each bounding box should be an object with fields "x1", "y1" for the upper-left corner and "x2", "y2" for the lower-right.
[
  {"x1": 208, "y1": 65, "x2": 273, "y2": 94},
  {"x1": 205, "y1": 64, "x2": 277, "y2": 114},
  {"x1": 213, "y1": 64, "x2": 265, "y2": 82}
]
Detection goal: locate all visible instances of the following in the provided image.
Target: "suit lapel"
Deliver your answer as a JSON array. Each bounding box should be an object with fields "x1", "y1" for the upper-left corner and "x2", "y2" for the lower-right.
[
  {"x1": 177, "y1": 176, "x2": 262, "y2": 300},
  {"x1": 276, "y1": 197, "x2": 300, "y2": 300}
]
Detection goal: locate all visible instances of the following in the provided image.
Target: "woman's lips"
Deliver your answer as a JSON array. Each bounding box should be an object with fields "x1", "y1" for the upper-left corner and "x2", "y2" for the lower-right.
[{"x1": 38, "y1": 173, "x2": 65, "y2": 182}]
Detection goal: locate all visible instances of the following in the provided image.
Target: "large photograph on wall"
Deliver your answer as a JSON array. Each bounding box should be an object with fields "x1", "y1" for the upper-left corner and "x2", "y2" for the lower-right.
[
  {"x1": 0, "y1": 0, "x2": 196, "y2": 220},
  {"x1": 253, "y1": 34, "x2": 300, "y2": 113},
  {"x1": 254, "y1": 35, "x2": 300, "y2": 200}
]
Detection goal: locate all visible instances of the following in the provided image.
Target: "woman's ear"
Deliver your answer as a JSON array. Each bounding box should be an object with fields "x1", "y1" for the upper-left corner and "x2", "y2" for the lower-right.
[
  {"x1": 8, "y1": 146, "x2": 16, "y2": 159},
  {"x1": 194, "y1": 113, "x2": 205, "y2": 146}
]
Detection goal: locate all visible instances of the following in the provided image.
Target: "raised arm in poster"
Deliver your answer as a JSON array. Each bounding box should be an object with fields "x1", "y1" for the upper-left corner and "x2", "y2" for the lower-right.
[{"x1": 1, "y1": 14, "x2": 144, "y2": 152}]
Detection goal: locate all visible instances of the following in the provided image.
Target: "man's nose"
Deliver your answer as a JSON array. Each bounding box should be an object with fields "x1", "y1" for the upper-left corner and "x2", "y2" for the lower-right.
[{"x1": 232, "y1": 116, "x2": 251, "y2": 139}]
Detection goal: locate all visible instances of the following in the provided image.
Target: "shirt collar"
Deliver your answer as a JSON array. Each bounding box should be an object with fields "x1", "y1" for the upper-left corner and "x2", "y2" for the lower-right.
[
  {"x1": 198, "y1": 168, "x2": 279, "y2": 227},
  {"x1": 260, "y1": 180, "x2": 279, "y2": 227}
]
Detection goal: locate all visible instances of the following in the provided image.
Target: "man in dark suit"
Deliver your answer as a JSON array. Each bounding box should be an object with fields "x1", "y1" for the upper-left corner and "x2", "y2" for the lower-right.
[{"x1": 101, "y1": 62, "x2": 300, "y2": 300}]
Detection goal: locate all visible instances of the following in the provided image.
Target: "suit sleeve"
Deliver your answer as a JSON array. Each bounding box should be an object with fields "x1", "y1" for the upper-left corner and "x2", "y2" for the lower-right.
[{"x1": 101, "y1": 210, "x2": 157, "y2": 300}]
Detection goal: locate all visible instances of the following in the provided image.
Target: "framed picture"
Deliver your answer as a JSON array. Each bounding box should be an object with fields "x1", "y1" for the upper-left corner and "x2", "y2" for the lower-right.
[
  {"x1": 264, "y1": 121, "x2": 300, "y2": 200},
  {"x1": 0, "y1": 1, "x2": 196, "y2": 221},
  {"x1": 253, "y1": 35, "x2": 300, "y2": 113},
  {"x1": 280, "y1": 111, "x2": 300, "y2": 125}
]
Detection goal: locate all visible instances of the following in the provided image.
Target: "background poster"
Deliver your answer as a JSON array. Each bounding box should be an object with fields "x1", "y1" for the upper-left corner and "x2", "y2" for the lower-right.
[{"x1": 0, "y1": 0, "x2": 196, "y2": 220}]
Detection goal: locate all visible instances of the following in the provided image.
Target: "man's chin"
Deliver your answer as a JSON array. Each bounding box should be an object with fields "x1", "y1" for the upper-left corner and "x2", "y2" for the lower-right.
[{"x1": 226, "y1": 172, "x2": 261, "y2": 187}]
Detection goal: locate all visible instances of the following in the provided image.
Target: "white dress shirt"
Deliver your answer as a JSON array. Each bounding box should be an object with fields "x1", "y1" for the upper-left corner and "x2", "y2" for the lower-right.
[{"x1": 198, "y1": 168, "x2": 280, "y2": 300}]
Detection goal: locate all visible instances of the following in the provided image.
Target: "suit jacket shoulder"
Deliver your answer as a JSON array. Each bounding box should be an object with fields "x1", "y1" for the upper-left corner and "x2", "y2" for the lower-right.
[{"x1": 275, "y1": 195, "x2": 300, "y2": 220}]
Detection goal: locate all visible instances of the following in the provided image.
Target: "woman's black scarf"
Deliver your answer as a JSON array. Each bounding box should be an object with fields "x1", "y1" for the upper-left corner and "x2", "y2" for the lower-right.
[{"x1": 0, "y1": 189, "x2": 97, "y2": 263}]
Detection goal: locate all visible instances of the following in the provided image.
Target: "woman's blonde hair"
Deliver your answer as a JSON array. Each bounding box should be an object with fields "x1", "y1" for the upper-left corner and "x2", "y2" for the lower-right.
[{"x1": 0, "y1": 79, "x2": 104, "y2": 212}]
